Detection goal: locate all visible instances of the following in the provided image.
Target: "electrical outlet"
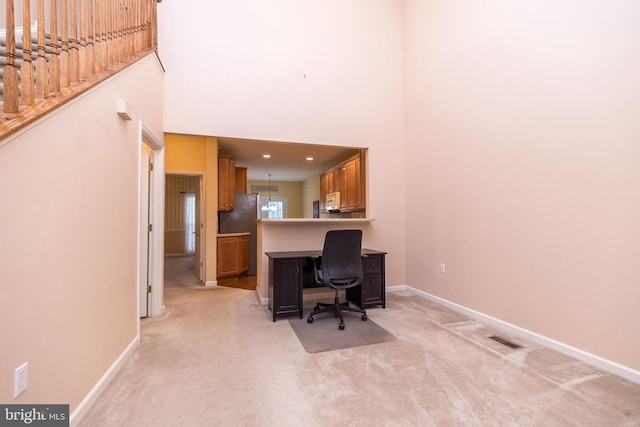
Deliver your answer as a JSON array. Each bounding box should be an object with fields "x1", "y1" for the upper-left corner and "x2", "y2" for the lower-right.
[
  {"x1": 440, "y1": 263, "x2": 446, "y2": 273},
  {"x1": 14, "y1": 362, "x2": 28, "y2": 398}
]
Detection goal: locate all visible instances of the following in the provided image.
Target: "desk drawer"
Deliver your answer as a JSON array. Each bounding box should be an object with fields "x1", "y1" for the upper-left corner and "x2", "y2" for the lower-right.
[
  {"x1": 347, "y1": 274, "x2": 384, "y2": 309},
  {"x1": 362, "y1": 254, "x2": 382, "y2": 275}
]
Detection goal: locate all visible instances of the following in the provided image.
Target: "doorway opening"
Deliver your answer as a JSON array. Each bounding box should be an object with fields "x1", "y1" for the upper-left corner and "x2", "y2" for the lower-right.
[
  {"x1": 164, "y1": 174, "x2": 204, "y2": 288},
  {"x1": 184, "y1": 192, "x2": 196, "y2": 254}
]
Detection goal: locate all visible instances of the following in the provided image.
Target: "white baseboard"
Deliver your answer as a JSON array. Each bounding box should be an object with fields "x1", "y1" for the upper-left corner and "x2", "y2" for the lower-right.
[
  {"x1": 205, "y1": 280, "x2": 217, "y2": 287},
  {"x1": 386, "y1": 284, "x2": 409, "y2": 293},
  {"x1": 403, "y1": 286, "x2": 640, "y2": 385},
  {"x1": 69, "y1": 336, "x2": 139, "y2": 426}
]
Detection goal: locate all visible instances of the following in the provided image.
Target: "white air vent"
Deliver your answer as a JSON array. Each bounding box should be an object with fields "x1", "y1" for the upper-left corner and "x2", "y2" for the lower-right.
[{"x1": 117, "y1": 99, "x2": 133, "y2": 120}]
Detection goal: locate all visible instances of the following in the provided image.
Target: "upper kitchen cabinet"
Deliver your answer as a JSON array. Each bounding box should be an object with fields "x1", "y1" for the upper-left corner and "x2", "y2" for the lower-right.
[
  {"x1": 346, "y1": 155, "x2": 363, "y2": 211},
  {"x1": 320, "y1": 152, "x2": 365, "y2": 215},
  {"x1": 235, "y1": 167, "x2": 248, "y2": 194},
  {"x1": 218, "y1": 154, "x2": 236, "y2": 211}
]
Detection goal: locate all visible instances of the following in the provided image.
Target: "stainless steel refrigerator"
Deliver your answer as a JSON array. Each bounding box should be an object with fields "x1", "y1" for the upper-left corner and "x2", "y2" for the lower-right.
[{"x1": 218, "y1": 194, "x2": 261, "y2": 275}]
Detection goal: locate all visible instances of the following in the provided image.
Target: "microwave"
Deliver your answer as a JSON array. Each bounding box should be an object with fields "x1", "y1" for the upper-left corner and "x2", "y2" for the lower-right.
[{"x1": 326, "y1": 191, "x2": 341, "y2": 212}]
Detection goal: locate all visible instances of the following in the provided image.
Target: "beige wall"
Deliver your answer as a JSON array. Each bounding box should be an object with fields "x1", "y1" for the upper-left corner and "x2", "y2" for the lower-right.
[
  {"x1": 0, "y1": 55, "x2": 164, "y2": 410},
  {"x1": 403, "y1": 1, "x2": 640, "y2": 371},
  {"x1": 157, "y1": 0, "x2": 640, "y2": 374},
  {"x1": 249, "y1": 180, "x2": 304, "y2": 218},
  {"x1": 302, "y1": 175, "x2": 321, "y2": 218},
  {"x1": 159, "y1": 0, "x2": 407, "y2": 298}
]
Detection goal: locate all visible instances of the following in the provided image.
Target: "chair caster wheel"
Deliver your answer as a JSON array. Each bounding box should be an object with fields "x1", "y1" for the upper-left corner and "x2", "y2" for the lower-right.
[
  {"x1": 339, "y1": 322, "x2": 345, "y2": 330},
  {"x1": 361, "y1": 314, "x2": 368, "y2": 321},
  {"x1": 307, "y1": 316, "x2": 313, "y2": 323}
]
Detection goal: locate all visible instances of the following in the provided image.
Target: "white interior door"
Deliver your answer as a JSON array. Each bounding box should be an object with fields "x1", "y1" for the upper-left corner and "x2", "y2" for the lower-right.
[
  {"x1": 139, "y1": 143, "x2": 153, "y2": 317},
  {"x1": 194, "y1": 177, "x2": 204, "y2": 280}
]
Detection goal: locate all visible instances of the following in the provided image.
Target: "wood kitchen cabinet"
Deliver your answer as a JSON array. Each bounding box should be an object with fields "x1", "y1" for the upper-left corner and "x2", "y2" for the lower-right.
[
  {"x1": 239, "y1": 234, "x2": 249, "y2": 273},
  {"x1": 218, "y1": 155, "x2": 235, "y2": 211},
  {"x1": 320, "y1": 173, "x2": 329, "y2": 212},
  {"x1": 346, "y1": 155, "x2": 362, "y2": 211},
  {"x1": 339, "y1": 164, "x2": 348, "y2": 210},
  {"x1": 234, "y1": 167, "x2": 248, "y2": 194},
  {"x1": 217, "y1": 234, "x2": 249, "y2": 279},
  {"x1": 319, "y1": 152, "x2": 365, "y2": 214}
]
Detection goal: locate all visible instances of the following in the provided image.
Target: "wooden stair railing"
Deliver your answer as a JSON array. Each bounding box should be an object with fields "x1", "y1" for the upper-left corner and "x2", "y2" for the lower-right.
[{"x1": 1, "y1": 0, "x2": 162, "y2": 141}]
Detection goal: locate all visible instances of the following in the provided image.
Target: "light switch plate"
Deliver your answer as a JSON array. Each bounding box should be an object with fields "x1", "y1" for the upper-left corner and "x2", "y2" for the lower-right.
[{"x1": 14, "y1": 362, "x2": 28, "y2": 397}]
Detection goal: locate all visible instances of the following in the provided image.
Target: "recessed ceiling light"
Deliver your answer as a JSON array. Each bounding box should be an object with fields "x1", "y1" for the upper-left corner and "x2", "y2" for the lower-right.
[
  {"x1": 306, "y1": 157, "x2": 314, "y2": 161},
  {"x1": 263, "y1": 154, "x2": 271, "y2": 158}
]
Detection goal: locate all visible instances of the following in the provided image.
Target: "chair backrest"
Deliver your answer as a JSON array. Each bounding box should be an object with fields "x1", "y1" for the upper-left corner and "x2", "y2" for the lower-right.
[{"x1": 319, "y1": 229, "x2": 363, "y2": 288}]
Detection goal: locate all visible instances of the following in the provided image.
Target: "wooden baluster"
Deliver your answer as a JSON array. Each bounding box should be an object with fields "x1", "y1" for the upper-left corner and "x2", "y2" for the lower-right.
[
  {"x1": 110, "y1": 0, "x2": 116, "y2": 65},
  {"x1": 130, "y1": 0, "x2": 136, "y2": 55},
  {"x1": 100, "y1": 0, "x2": 107, "y2": 68},
  {"x1": 139, "y1": 0, "x2": 146, "y2": 51},
  {"x1": 111, "y1": 0, "x2": 120, "y2": 64},
  {"x1": 116, "y1": 0, "x2": 123, "y2": 62},
  {"x1": 153, "y1": 0, "x2": 159, "y2": 49},
  {"x1": 119, "y1": 0, "x2": 128, "y2": 60},
  {"x1": 87, "y1": 0, "x2": 95, "y2": 75},
  {"x1": 150, "y1": 0, "x2": 156, "y2": 49},
  {"x1": 142, "y1": 0, "x2": 149, "y2": 49},
  {"x1": 79, "y1": 0, "x2": 87, "y2": 78},
  {"x1": 3, "y1": 0, "x2": 19, "y2": 113},
  {"x1": 120, "y1": 0, "x2": 126, "y2": 58},
  {"x1": 50, "y1": 0, "x2": 61, "y2": 94},
  {"x1": 35, "y1": 0, "x2": 49, "y2": 99},
  {"x1": 104, "y1": 0, "x2": 110, "y2": 67},
  {"x1": 94, "y1": 0, "x2": 102, "y2": 71},
  {"x1": 70, "y1": 0, "x2": 80, "y2": 82},
  {"x1": 136, "y1": 0, "x2": 143, "y2": 52},
  {"x1": 132, "y1": 0, "x2": 138, "y2": 53},
  {"x1": 103, "y1": 0, "x2": 109, "y2": 68},
  {"x1": 20, "y1": 0, "x2": 35, "y2": 106},
  {"x1": 137, "y1": 0, "x2": 142, "y2": 49},
  {"x1": 132, "y1": 0, "x2": 138, "y2": 55},
  {"x1": 60, "y1": 0, "x2": 71, "y2": 88},
  {"x1": 140, "y1": 0, "x2": 146, "y2": 51},
  {"x1": 109, "y1": 0, "x2": 115, "y2": 63},
  {"x1": 124, "y1": 0, "x2": 133, "y2": 58}
]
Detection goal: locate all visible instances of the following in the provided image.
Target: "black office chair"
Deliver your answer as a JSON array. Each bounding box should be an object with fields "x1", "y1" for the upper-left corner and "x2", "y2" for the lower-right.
[{"x1": 307, "y1": 230, "x2": 367, "y2": 330}]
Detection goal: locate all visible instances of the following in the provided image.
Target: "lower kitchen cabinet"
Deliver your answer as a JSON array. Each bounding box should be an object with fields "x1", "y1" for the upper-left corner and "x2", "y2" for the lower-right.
[{"x1": 217, "y1": 234, "x2": 250, "y2": 279}]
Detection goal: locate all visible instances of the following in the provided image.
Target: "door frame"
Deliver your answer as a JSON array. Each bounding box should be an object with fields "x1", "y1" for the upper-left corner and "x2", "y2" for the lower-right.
[
  {"x1": 194, "y1": 176, "x2": 205, "y2": 280},
  {"x1": 138, "y1": 123, "x2": 165, "y2": 321},
  {"x1": 165, "y1": 173, "x2": 205, "y2": 281}
]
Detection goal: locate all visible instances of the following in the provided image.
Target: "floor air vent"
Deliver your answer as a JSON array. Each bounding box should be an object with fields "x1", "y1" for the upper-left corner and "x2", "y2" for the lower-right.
[{"x1": 488, "y1": 335, "x2": 522, "y2": 349}]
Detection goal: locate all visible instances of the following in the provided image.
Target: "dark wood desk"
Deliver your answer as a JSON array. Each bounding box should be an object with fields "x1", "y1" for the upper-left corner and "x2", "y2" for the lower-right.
[{"x1": 265, "y1": 249, "x2": 387, "y2": 322}]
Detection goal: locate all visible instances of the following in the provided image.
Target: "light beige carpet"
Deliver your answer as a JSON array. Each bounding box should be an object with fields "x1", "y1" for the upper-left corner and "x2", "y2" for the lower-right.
[
  {"x1": 76, "y1": 259, "x2": 640, "y2": 426},
  {"x1": 289, "y1": 314, "x2": 397, "y2": 353}
]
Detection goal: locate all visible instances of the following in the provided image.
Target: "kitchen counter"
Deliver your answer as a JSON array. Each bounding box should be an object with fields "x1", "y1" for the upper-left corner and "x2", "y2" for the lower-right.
[{"x1": 257, "y1": 218, "x2": 374, "y2": 224}]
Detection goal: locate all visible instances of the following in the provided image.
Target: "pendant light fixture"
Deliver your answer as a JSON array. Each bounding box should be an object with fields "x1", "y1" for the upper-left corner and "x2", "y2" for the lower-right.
[{"x1": 261, "y1": 174, "x2": 277, "y2": 213}]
